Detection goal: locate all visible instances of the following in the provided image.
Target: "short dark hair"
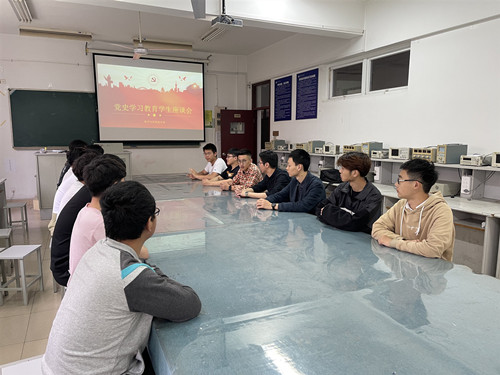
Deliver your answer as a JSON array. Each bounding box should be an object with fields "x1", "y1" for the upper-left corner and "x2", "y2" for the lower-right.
[
  {"x1": 72, "y1": 151, "x2": 100, "y2": 182},
  {"x1": 86, "y1": 144, "x2": 105, "y2": 155},
  {"x1": 259, "y1": 150, "x2": 278, "y2": 169},
  {"x1": 400, "y1": 159, "x2": 438, "y2": 194},
  {"x1": 203, "y1": 143, "x2": 217, "y2": 153},
  {"x1": 289, "y1": 149, "x2": 310, "y2": 171},
  {"x1": 100, "y1": 181, "x2": 156, "y2": 241},
  {"x1": 337, "y1": 152, "x2": 372, "y2": 177},
  {"x1": 67, "y1": 147, "x2": 87, "y2": 166},
  {"x1": 68, "y1": 139, "x2": 87, "y2": 151},
  {"x1": 238, "y1": 149, "x2": 252, "y2": 158},
  {"x1": 83, "y1": 154, "x2": 127, "y2": 196},
  {"x1": 226, "y1": 148, "x2": 239, "y2": 156}
]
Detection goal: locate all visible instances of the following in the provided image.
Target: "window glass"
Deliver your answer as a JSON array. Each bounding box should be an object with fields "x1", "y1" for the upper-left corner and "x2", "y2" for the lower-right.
[
  {"x1": 332, "y1": 63, "x2": 362, "y2": 97},
  {"x1": 370, "y1": 50, "x2": 410, "y2": 91},
  {"x1": 255, "y1": 83, "x2": 270, "y2": 107}
]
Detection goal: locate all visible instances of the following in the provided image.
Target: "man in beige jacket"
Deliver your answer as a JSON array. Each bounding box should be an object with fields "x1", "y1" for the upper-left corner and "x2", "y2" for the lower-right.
[{"x1": 371, "y1": 159, "x2": 454, "y2": 261}]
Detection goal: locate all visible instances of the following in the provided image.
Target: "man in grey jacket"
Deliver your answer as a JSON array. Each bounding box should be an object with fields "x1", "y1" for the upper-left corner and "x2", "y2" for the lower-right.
[{"x1": 42, "y1": 181, "x2": 201, "y2": 375}]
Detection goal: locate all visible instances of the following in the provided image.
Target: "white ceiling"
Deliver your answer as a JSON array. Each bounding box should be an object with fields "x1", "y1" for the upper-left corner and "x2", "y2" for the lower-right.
[{"x1": 0, "y1": 0, "x2": 364, "y2": 60}]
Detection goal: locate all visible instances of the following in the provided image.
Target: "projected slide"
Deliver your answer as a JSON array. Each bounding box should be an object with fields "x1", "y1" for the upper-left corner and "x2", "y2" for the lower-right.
[{"x1": 94, "y1": 54, "x2": 204, "y2": 142}]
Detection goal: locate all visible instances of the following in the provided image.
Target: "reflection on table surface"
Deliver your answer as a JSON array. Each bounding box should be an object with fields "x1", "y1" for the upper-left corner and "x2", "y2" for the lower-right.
[{"x1": 141, "y1": 174, "x2": 500, "y2": 375}]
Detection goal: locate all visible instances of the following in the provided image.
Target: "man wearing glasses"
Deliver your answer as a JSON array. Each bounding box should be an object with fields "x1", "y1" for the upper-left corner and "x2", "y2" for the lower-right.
[
  {"x1": 43, "y1": 181, "x2": 201, "y2": 374},
  {"x1": 236, "y1": 150, "x2": 290, "y2": 198},
  {"x1": 372, "y1": 158, "x2": 454, "y2": 261},
  {"x1": 202, "y1": 148, "x2": 240, "y2": 186},
  {"x1": 221, "y1": 149, "x2": 262, "y2": 191}
]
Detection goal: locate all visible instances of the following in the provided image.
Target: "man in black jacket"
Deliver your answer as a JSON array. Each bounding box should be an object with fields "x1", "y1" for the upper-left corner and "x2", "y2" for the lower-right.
[
  {"x1": 236, "y1": 150, "x2": 290, "y2": 198},
  {"x1": 316, "y1": 152, "x2": 382, "y2": 233},
  {"x1": 257, "y1": 149, "x2": 325, "y2": 213}
]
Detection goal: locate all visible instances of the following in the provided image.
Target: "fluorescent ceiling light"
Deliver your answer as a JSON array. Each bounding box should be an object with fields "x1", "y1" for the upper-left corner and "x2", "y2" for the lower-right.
[
  {"x1": 200, "y1": 26, "x2": 227, "y2": 42},
  {"x1": 132, "y1": 39, "x2": 192, "y2": 51},
  {"x1": 8, "y1": 0, "x2": 32, "y2": 23},
  {"x1": 19, "y1": 26, "x2": 92, "y2": 41},
  {"x1": 201, "y1": 14, "x2": 243, "y2": 43}
]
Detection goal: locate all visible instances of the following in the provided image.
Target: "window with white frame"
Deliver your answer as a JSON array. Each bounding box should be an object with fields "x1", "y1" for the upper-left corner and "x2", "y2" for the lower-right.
[
  {"x1": 331, "y1": 62, "x2": 363, "y2": 97},
  {"x1": 369, "y1": 50, "x2": 410, "y2": 92}
]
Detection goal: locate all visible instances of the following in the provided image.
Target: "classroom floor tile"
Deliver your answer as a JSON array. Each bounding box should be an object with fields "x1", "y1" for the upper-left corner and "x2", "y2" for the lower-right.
[
  {"x1": 0, "y1": 344, "x2": 24, "y2": 366},
  {"x1": 24, "y1": 309, "x2": 58, "y2": 342},
  {"x1": 20, "y1": 339, "x2": 48, "y2": 360},
  {"x1": 0, "y1": 314, "x2": 30, "y2": 347}
]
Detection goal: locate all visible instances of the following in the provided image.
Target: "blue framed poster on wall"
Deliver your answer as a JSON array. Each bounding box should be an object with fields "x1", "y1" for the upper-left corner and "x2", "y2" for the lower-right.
[
  {"x1": 274, "y1": 75, "x2": 292, "y2": 122},
  {"x1": 296, "y1": 68, "x2": 318, "y2": 120}
]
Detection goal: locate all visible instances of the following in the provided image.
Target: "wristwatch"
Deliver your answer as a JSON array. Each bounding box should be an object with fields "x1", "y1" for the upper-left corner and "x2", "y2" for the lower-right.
[
  {"x1": 245, "y1": 191, "x2": 249, "y2": 197},
  {"x1": 272, "y1": 203, "x2": 277, "y2": 211}
]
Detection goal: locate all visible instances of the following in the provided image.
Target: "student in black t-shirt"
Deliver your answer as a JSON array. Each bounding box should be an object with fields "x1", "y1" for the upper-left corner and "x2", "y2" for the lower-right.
[
  {"x1": 236, "y1": 150, "x2": 290, "y2": 198},
  {"x1": 202, "y1": 148, "x2": 240, "y2": 186},
  {"x1": 50, "y1": 154, "x2": 126, "y2": 286}
]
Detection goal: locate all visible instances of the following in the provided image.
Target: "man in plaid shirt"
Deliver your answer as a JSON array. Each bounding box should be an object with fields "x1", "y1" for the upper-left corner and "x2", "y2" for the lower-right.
[{"x1": 221, "y1": 149, "x2": 262, "y2": 191}]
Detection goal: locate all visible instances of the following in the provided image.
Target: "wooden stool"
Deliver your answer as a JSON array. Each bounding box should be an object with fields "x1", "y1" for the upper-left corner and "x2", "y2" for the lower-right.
[
  {"x1": 0, "y1": 245, "x2": 43, "y2": 305},
  {"x1": 4, "y1": 201, "x2": 29, "y2": 230}
]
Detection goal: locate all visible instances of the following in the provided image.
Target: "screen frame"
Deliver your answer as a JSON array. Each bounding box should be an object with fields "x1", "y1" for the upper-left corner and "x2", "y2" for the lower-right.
[{"x1": 92, "y1": 53, "x2": 206, "y2": 145}]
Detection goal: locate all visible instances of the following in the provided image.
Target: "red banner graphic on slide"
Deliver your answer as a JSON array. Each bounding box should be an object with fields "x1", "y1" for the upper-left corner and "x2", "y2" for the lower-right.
[{"x1": 98, "y1": 82, "x2": 203, "y2": 130}]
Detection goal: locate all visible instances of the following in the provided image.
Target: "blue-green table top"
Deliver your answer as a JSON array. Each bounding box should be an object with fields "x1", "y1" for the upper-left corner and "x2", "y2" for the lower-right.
[{"x1": 142, "y1": 174, "x2": 500, "y2": 375}]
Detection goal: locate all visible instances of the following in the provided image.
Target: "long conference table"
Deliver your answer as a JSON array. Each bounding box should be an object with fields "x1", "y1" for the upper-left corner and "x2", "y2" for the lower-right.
[{"x1": 137, "y1": 174, "x2": 500, "y2": 375}]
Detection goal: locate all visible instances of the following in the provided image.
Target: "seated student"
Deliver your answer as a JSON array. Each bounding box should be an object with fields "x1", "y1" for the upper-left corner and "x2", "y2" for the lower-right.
[
  {"x1": 69, "y1": 155, "x2": 138, "y2": 277},
  {"x1": 42, "y1": 181, "x2": 201, "y2": 375},
  {"x1": 316, "y1": 152, "x2": 382, "y2": 233},
  {"x1": 56, "y1": 139, "x2": 87, "y2": 189},
  {"x1": 188, "y1": 143, "x2": 227, "y2": 180},
  {"x1": 48, "y1": 146, "x2": 87, "y2": 235},
  {"x1": 59, "y1": 150, "x2": 101, "y2": 214},
  {"x1": 51, "y1": 154, "x2": 126, "y2": 287},
  {"x1": 202, "y1": 148, "x2": 240, "y2": 186},
  {"x1": 371, "y1": 158, "x2": 455, "y2": 261},
  {"x1": 220, "y1": 149, "x2": 262, "y2": 191},
  {"x1": 256, "y1": 149, "x2": 326, "y2": 213},
  {"x1": 86, "y1": 143, "x2": 105, "y2": 155},
  {"x1": 236, "y1": 150, "x2": 290, "y2": 198}
]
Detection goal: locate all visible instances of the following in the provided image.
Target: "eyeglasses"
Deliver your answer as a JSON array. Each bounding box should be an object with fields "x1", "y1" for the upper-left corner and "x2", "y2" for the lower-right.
[
  {"x1": 395, "y1": 179, "x2": 422, "y2": 184},
  {"x1": 154, "y1": 207, "x2": 161, "y2": 217}
]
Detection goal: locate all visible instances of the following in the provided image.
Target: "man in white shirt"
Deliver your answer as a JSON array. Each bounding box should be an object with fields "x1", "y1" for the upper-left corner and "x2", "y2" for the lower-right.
[
  {"x1": 48, "y1": 146, "x2": 86, "y2": 235},
  {"x1": 188, "y1": 143, "x2": 227, "y2": 180}
]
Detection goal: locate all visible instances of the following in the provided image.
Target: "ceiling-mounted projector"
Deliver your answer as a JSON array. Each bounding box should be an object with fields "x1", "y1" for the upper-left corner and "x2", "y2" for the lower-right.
[{"x1": 211, "y1": 14, "x2": 243, "y2": 28}]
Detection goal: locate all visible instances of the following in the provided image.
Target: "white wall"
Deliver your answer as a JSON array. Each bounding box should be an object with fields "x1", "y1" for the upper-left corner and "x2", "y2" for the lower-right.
[
  {"x1": 0, "y1": 34, "x2": 247, "y2": 199},
  {"x1": 363, "y1": 0, "x2": 500, "y2": 51},
  {"x1": 246, "y1": 6, "x2": 500, "y2": 155}
]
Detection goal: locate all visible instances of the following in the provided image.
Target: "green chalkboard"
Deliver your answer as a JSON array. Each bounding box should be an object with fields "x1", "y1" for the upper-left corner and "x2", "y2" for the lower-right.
[{"x1": 10, "y1": 89, "x2": 99, "y2": 148}]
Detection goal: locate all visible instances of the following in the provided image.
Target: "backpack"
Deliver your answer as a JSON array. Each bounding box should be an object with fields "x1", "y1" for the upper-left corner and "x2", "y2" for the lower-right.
[{"x1": 320, "y1": 168, "x2": 342, "y2": 183}]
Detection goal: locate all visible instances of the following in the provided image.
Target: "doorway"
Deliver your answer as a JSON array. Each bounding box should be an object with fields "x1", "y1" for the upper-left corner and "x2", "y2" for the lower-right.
[
  {"x1": 220, "y1": 109, "x2": 257, "y2": 160},
  {"x1": 252, "y1": 80, "x2": 271, "y2": 154}
]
